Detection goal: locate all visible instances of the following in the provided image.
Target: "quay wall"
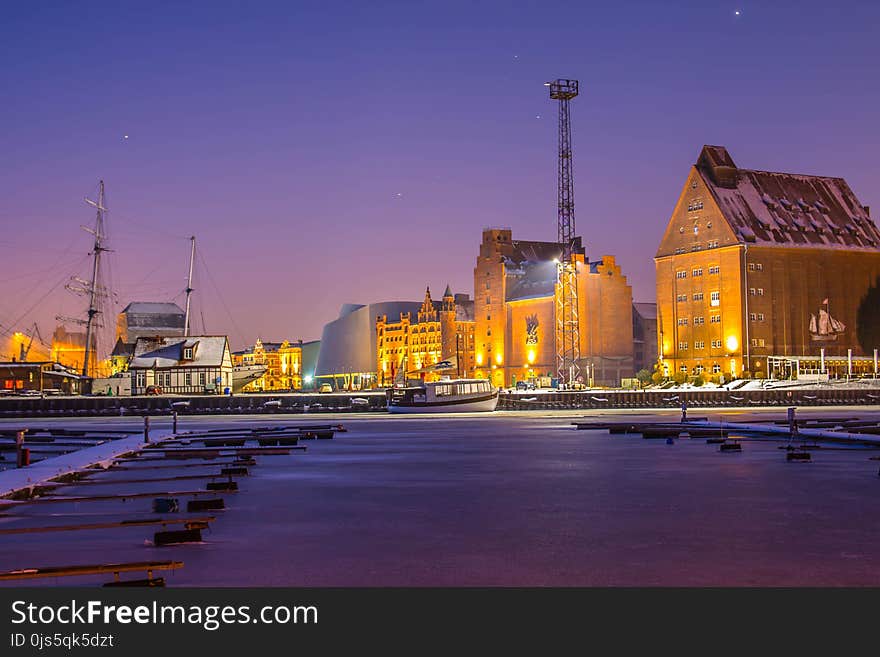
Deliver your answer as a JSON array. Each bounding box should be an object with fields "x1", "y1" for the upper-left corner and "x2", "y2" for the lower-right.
[{"x1": 0, "y1": 387, "x2": 879, "y2": 417}]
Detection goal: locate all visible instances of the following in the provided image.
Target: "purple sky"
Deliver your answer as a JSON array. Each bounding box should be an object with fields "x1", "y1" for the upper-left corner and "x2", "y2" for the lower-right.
[{"x1": 2, "y1": 1, "x2": 878, "y2": 355}]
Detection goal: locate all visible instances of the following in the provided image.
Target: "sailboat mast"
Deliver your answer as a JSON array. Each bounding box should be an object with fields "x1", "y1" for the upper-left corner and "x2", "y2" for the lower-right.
[
  {"x1": 184, "y1": 235, "x2": 196, "y2": 337},
  {"x1": 82, "y1": 181, "x2": 106, "y2": 378}
]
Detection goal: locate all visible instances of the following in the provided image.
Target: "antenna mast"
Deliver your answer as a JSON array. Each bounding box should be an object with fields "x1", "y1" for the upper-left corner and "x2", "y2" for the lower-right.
[
  {"x1": 548, "y1": 79, "x2": 582, "y2": 386},
  {"x1": 81, "y1": 181, "x2": 107, "y2": 378},
  {"x1": 184, "y1": 235, "x2": 196, "y2": 336}
]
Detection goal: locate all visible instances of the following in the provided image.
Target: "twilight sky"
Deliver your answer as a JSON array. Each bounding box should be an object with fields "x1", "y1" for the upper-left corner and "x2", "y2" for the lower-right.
[{"x1": 1, "y1": 0, "x2": 878, "y2": 356}]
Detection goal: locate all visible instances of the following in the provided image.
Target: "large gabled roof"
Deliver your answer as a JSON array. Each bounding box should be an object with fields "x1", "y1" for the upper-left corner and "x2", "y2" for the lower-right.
[
  {"x1": 696, "y1": 145, "x2": 880, "y2": 251},
  {"x1": 121, "y1": 302, "x2": 185, "y2": 315}
]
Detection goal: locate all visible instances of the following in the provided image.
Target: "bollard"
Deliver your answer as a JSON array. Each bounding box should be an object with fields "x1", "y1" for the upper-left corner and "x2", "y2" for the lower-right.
[
  {"x1": 787, "y1": 406, "x2": 798, "y2": 438},
  {"x1": 144, "y1": 416, "x2": 151, "y2": 444},
  {"x1": 172, "y1": 410, "x2": 178, "y2": 434},
  {"x1": 680, "y1": 400, "x2": 688, "y2": 423}
]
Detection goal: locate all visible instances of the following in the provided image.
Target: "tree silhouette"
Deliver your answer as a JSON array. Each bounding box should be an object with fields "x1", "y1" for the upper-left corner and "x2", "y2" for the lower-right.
[{"x1": 856, "y1": 276, "x2": 880, "y2": 354}]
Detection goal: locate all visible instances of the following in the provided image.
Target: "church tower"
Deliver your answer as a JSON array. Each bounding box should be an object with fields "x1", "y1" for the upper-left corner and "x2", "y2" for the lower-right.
[{"x1": 440, "y1": 284, "x2": 457, "y2": 362}]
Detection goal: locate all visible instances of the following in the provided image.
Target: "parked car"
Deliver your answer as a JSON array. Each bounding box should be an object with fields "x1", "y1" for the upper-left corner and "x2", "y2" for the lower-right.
[
  {"x1": 145, "y1": 385, "x2": 163, "y2": 395},
  {"x1": 318, "y1": 383, "x2": 333, "y2": 393},
  {"x1": 515, "y1": 380, "x2": 536, "y2": 391}
]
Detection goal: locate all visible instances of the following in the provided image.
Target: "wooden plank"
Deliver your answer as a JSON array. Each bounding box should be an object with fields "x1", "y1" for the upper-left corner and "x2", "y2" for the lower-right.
[
  {"x1": 0, "y1": 516, "x2": 216, "y2": 535},
  {"x1": 0, "y1": 560, "x2": 183, "y2": 581},
  {"x1": 0, "y1": 488, "x2": 237, "y2": 509},
  {"x1": 49, "y1": 472, "x2": 234, "y2": 486}
]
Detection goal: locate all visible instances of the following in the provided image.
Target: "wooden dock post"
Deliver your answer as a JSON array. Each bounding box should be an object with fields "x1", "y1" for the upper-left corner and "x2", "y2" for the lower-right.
[
  {"x1": 172, "y1": 411, "x2": 178, "y2": 434},
  {"x1": 144, "y1": 416, "x2": 150, "y2": 444},
  {"x1": 15, "y1": 430, "x2": 29, "y2": 468}
]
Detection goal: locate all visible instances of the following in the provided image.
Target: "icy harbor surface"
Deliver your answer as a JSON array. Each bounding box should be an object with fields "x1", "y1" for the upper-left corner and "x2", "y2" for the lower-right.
[{"x1": 1, "y1": 408, "x2": 879, "y2": 586}]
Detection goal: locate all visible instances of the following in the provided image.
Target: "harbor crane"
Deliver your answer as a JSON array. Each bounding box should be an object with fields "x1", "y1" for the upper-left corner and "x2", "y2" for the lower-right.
[{"x1": 547, "y1": 79, "x2": 582, "y2": 386}]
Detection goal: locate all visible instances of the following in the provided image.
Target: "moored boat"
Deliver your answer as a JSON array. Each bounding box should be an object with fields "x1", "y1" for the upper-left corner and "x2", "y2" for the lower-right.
[{"x1": 386, "y1": 378, "x2": 499, "y2": 413}]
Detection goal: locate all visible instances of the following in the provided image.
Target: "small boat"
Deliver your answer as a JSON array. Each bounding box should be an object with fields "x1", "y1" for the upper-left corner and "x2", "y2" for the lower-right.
[{"x1": 386, "y1": 378, "x2": 499, "y2": 414}]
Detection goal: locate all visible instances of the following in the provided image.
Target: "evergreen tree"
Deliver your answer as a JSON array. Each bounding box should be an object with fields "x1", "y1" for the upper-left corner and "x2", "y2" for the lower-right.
[{"x1": 856, "y1": 276, "x2": 880, "y2": 354}]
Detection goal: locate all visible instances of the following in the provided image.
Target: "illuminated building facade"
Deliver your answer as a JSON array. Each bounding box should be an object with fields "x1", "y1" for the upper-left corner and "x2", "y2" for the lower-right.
[
  {"x1": 51, "y1": 325, "x2": 98, "y2": 376},
  {"x1": 656, "y1": 145, "x2": 880, "y2": 379},
  {"x1": 376, "y1": 286, "x2": 475, "y2": 386},
  {"x1": 231, "y1": 338, "x2": 302, "y2": 391},
  {"x1": 474, "y1": 228, "x2": 634, "y2": 387}
]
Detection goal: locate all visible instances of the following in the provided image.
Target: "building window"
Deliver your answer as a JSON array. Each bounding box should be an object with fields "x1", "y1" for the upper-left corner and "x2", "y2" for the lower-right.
[
  {"x1": 749, "y1": 288, "x2": 756, "y2": 296},
  {"x1": 748, "y1": 263, "x2": 755, "y2": 271},
  {"x1": 758, "y1": 313, "x2": 765, "y2": 321},
  {"x1": 486, "y1": 297, "x2": 490, "y2": 305},
  {"x1": 687, "y1": 200, "x2": 704, "y2": 212},
  {"x1": 486, "y1": 315, "x2": 491, "y2": 321},
  {"x1": 711, "y1": 339, "x2": 722, "y2": 349},
  {"x1": 692, "y1": 268, "x2": 703, "y2": 276},
  {"x1": 710, "y1": 291, "x2": 720, "y2": 306},
  {"x1": 712, "y1": 363, "x2": 721, "y2": 373},
  {"x1": 136, "y1": 372, "x2": 145, "y2": 387},
  {"x1": 676, "y1": 294, "x2": 687, "y2": 303},
  {"x1": 183, "y1": 347, "x2": 193, "y2": 359},
  {"x1": 694, "y1": 316, "x2": 704, "y2": 325},
  {"x1": 678, "y1": 341, "x2": 688, "y2": 351},
  {"x1": 695, "y1": 364, "x2": 705, "y2": 373},
  {"x1": 756, "y1": 263, "x2": 763, "y2": 271},
  {"x1": 751, "y1": 338, "x2": 766, "y2": 347},
  {"x1": 678, "y1": 318, "x2": 688, "y2": 326},
  {"x1": 707, "y1": 240, "x2": 719, "y2": 248},
  {"x1": 708, "y1": 265, "x2": 720, "y2": 274},
  {"x1": 693, "y1": 292, "x2": 704, "y2": 301},
  {"x1": 757, "y1": 288, "x2": 764, "y2": 296},
  {"x1": 750, "y1": 312, "x2": 757, "y2": 321},
  {"x1": 694, "y1": 341, "x2": 705, "y2": 349},
  {"x1": 185, "y1": 372, "x2": 192, "y2": 386},
  {"x1": 676, "y1": 271, "x2": 687, "y2": 279}
]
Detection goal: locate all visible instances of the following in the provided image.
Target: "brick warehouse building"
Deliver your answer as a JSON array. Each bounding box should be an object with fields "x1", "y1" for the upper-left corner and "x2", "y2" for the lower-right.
[
  {"x1": 474, "y1": 228, "x2": 634, "y2": 387},
  {"x1": 655, "y1": 145, "x2": 880, "y2": 380}
]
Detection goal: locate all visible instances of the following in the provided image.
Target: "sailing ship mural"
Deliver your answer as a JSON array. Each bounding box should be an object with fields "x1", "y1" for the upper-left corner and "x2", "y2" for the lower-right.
[{"x1": 809, "y1": 298, "x2": 846, "y2": 342}]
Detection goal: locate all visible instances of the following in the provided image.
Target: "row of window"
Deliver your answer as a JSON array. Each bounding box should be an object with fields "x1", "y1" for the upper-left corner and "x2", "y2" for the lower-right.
[
  {"x1": 678, "y1": 340, "x2": 730, "y2": 351},
  {"x1": 747, "y1": 263, "x2": 764, "y2": 271},
  {"x1": 677, "y1": 291, "x2": 721, "y2": 304},
  {"x1": 749, "y1": 288, "x2": 765, "y2": 296},
  {"x1": 135, "y1": 371, "x2": 210, "y2": 387},
  {"x1": 677, "y1": 266, "x2": 724, "y2": 279},
  {"x1": 673, "y1": 241, "x2": 719, "y2": 255},
  {"x1": 687, "y1": 200, "x2": 704, "y2": 212},
  {"x1": 678, "y1": 315, "x2": 726, "y2": 327},
  {"x1": 749, "y1": 313, "x2": 766, "y2": 321}
]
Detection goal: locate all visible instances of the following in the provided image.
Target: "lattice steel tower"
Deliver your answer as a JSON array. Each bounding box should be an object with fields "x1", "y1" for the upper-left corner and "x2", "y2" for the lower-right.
[{"x1": 548, "y1": 79, "x2": 581, "y2": 386}]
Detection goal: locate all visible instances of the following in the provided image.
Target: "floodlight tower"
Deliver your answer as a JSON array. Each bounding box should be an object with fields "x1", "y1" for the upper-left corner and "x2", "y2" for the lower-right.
[{"x1": 548, "y1": 78, "x2": 581, "y2": 386}]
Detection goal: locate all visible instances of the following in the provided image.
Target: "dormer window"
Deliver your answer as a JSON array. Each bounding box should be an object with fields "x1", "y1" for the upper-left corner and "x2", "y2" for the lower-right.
[{"x1": 183, "y1": 347, "x2": 194, "y2": 360}]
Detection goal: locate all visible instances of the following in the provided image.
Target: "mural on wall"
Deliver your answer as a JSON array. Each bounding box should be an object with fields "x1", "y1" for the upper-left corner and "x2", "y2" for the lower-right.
[
  {"x1": 809, "y1": 298, "x2": 845, "y2": 342},
  {"x1": 525, "y1": 314, "x2": 539, "y2": 345}
]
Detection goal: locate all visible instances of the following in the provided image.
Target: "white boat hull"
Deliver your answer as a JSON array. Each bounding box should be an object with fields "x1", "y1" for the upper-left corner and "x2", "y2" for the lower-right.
[{"x1": 388, "y1": 391, "x2": 499, "y2": 414}]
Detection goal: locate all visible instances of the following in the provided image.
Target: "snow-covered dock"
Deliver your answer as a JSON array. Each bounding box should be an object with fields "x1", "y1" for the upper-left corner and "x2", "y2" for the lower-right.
[{"x1": 0, "y1": 432, "x2": 172, "y2": 499}]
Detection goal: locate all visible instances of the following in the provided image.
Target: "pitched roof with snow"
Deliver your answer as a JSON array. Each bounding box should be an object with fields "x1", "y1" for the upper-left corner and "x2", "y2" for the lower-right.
[
  {"x1": 129, "y1": 336, "x2": 229, "y2": 369},
  {"x1": 697, "y1": 145, "x2": 880, "y2": 251}
]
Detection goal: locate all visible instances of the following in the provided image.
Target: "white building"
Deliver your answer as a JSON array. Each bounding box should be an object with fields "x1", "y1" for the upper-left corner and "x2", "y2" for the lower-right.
[{"x1": 129, "y1": 336, "x2": 233, "y2": 395}]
